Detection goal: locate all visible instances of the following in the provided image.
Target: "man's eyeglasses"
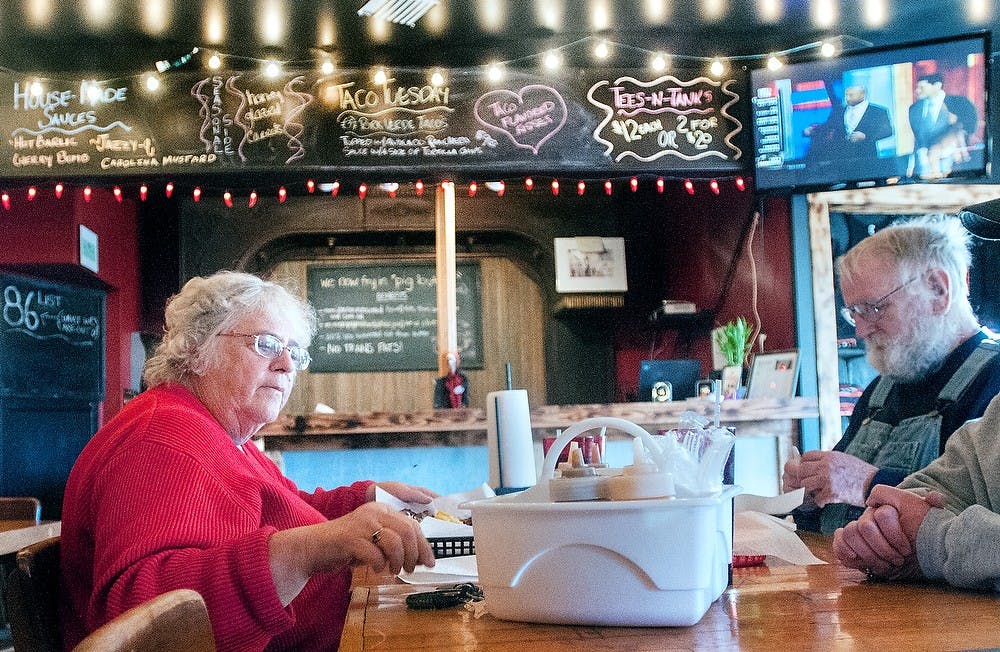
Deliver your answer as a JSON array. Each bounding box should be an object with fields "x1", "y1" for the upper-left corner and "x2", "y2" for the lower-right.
[
  {"x1": 218, "y1": 332, "x2": 311, "y2": 371},
  {"x1": 840, "y1": 277, "x2": 919, "y2": 327}
]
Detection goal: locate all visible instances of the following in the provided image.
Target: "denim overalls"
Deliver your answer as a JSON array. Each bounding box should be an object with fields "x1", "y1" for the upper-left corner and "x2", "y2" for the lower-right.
[{"x1": 820, "y1": 340, "x2": 999, "y2": 533}]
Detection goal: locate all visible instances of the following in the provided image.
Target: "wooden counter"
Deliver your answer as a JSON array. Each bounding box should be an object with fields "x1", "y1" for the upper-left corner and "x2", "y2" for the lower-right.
[
  {"x1": 340, "y1": 533, "x2": 1000, "y2": 651},
  {"x1": 257, "y1": 397, "x2": 818, "y2": 450}
]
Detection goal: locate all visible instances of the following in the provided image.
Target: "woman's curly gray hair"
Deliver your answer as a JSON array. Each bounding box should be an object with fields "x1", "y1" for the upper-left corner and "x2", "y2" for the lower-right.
[{"x1": 143, "y1": 271, "x2": 317, "y2": 388}]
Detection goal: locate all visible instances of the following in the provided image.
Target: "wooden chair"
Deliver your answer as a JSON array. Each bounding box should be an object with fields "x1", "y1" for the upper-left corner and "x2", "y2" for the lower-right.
[
  {"x1": 72, "y1": 589, "x2": 216, "y2": 652},
  {"x1": 0, "y1": 497, "x2": 41, "y2": 523},
  {"x1": 3, "y1": 536, "x2": 61, "y2": 652}
]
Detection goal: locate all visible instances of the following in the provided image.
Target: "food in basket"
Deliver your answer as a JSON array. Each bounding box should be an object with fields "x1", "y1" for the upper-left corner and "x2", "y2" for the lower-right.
[{"x1": 402, "y1": 507, "x2": 472, "y2": 526}]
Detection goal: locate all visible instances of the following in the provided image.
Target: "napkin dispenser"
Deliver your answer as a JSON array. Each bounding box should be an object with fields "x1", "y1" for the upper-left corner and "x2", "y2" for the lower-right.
[{"x1": 468, "y1": 417, "x2": 738, "y2": 627}]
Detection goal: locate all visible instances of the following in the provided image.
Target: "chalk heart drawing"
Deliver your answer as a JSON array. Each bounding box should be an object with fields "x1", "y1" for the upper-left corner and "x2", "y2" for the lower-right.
[{"x1": 473, "y1": 85, "x2": 567, "y2": 155}]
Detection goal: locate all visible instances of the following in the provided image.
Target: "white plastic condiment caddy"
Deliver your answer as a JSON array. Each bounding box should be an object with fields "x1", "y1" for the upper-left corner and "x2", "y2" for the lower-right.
[{"x1": 468, "y1": 416, "x2": 739, "y2": 627}]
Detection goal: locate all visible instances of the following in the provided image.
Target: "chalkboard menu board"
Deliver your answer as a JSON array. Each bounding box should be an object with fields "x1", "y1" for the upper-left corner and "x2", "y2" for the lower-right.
[
  {"x1": 307, "y1": 262, "x2": 482, "y2": 373},
  {"x1": 0, "y1": 66, "x2": 746, "y2": 178},
  {"x1": 0, "y1": 272, "x2": 105, "y2": 400}
]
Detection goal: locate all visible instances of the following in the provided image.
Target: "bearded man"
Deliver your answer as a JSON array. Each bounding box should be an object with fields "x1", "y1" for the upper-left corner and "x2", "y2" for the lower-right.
[{"x1": 784, "y1": 214, "x2": 1000, "y2": 533}]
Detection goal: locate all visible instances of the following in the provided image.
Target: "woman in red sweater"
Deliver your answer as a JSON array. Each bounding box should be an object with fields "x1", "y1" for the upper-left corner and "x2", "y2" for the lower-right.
[{"x1": 61, "y1": 271, "x2": 436, "y2": 651}]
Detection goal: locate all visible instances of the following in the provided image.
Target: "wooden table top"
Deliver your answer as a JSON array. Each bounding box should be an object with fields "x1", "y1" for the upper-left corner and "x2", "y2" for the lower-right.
[
  {"x1": 340, "y1": 533, "x2": 1000, "y2": 651},
  {"x1": 0, "y1": 520, "x2": 60, "y2": 556}
]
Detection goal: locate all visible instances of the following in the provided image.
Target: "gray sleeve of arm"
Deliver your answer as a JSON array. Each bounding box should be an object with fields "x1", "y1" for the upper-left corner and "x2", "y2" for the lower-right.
[{"x1": 917, "y1": 505, "x2": 1000, "y2": 591}]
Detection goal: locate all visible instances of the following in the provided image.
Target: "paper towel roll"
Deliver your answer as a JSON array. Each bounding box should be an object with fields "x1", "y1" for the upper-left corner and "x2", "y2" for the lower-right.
[{"x1": 486, "y1": 389, "x2": 537, "y2": 491}]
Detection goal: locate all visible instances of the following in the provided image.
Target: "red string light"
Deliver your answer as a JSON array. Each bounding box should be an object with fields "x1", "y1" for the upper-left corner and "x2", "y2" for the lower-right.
[
  {"x1": 551, "y1": 179, "x2": 559, "y2": 196},
  {"x1": 248, "y1": 190, "x2": 258, "y2": 208},
  {"x1": 192, "y1": 187, "x2": 202, "y2": 202},
  {"x1": 306, "y1": 179, "x2": 315, "y2": 193},
  {"x1": 54, "y1": 183, "x2": 64, "y2": 199},
  {"x1": 26, "y1": 186, "x2": 36, "y2": 201},
  {"x1": 496, "y1": 180, "x2": 505, "y2": 197},
  {"x1": 331, "y1": 181, "x2": 340, "y2": 197},
  {"x1": 1, "y1": 192, "x2": 10, "y2": 210},
  {"x1": 415, "y1": 179, "x2": 425, "y2": 196},
  {"x1": 223, "y1": 190, "x2": 233, "y2": 208},
  {"x1": 630, "y1": 176, "x2": 638, "y2": 192},
  {"x1": 468, "y1": 181, "x2": 478, "y2": 197},
  {"x1": 656, "y1": 177, "x2": 665, "y2": 193},
  {"x1": 709, "y1": 179, "x2": 720, "y2": 195},
  {"x1": 165, "y1": 182, "x2": 174, "y2": 198},
  {"x1": 358, "y1": 183, "x2": 367, "y2": 199},
  {"x1": 113, "y1": 186, "x2": 123, "y2": 202},
  {"x1": 525, "y1": 177, "x2": 534, "y2": 191},
  {"x1": 278, "y1": 186, "x2": 287, "y2": 203},
  {"x1": 684, "y1": 179, "x2": 695, "y2": 195},
  {"x1": 577, "y1": 180, "x2": 586, "y2": 195},
  {"x1": 83, "y1": 186, "x2": 92, "y2": 202},
  {"x1": 139, "y1": 184, "x2": 148, "y2": 201},
  {"x1": 604, "y1": 180, "x2": 613, "y2": 195},
  {"x1": 735, "y1": 177, "x2": 746, "y2": 191},
  {"x1": 388, "y1": 183, "x2": 398, "y2": 198}
]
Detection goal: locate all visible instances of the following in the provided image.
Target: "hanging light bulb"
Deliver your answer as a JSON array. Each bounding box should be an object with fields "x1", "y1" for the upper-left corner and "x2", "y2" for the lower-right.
[
  {"x1": 386, "y1": 182, "x2": 398, "y2": 198},
  {"x1": 496, "y1": 180, "x2": 505, "y2": 197},
  {"x1": 26, "y1": 186, "x2": 37, "y2": 201},
  {"x1": 278, "y1": 186, "x2": 288, "y2": 203},
  {"x1": 656, "y1": 177, "x2": 665, "y2": 193},
  {"x1": 331, "y1": 181, "x2": 340, "y2": 196},
  {"x1": 54, "y1": 183, "x2": 64, "y2": 199},
  {"x1": 139, "y1": 184, "x2": 148, "y2": 201},
  {"x1": 709, "y1": 179, "x2": 720, "y2": 195},
  {"x1": 192, "y1": 187, "x2": 202, "y2": 202},
  {"x1": 223, "y1": 190, "x2": 234, "y2": 207},
  {"x1": 1, "y1": 192, "x2": 10, "y2": 210},
  {"x1": 684, "y1": 179, "x2": 695, "y2": 195},
  {"x1": 83, "y1": 186, "x2": 92, "y2": 202},
  {"x1": 358, "y1": 183, "x2": 367, "y2": 199},
  {"x1": 630, "y1": 177, "x2": 639, "y2": 192},
  {"x1": 248, "y1": 190, "x2": 258, "y2": 208},
  {"x1": 735, "y1": 177, "x2": 747, "y2": 191},
  {"x1": 415, "y1": 179, "x2": 425, "y2": 196},
  {"x1": 604, "y1": 180, "x2": 613, "y2": 195},
  {"x1": 551, "y1": 179, "x2": 559, "y2": 195},
  {"x1": 113, "y1": 186, "x2": 123, "y2": 202},
  {"x1": 525, "y1": 177, "x2": 534, "y2": 191},
  {"x1": 468, "y1": 181, "x2": 478, "y2": 197},
  {"x1": 577, "y1": 180, "x2": 586, "y2": 195},
  {"x1": 165, "y1": 181, "x2": 174, "y2": 198},
  {"x1": 709, "y1": 58, "x2": 725, "y2": 77},
  {"x1": 306, "y1": 179, "x2": 316, "y2": 193}
]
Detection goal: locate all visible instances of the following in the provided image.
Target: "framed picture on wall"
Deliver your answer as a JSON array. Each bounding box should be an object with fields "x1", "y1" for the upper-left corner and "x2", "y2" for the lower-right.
[
  {"x1": 554, "y1": 237, "x2": 628, "y2": 293},
  {"x1": 746, "y1": 350, "x2": 801, "y2": 400}
]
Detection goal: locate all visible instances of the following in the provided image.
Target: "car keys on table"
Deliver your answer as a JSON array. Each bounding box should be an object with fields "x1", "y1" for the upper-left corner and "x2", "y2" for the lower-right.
[{"x1": 405, "y1": 583, "x2": 483, "y2": 610}]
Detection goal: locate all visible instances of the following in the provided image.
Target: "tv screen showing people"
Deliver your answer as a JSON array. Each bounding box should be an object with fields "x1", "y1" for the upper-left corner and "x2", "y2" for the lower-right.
[{"x1": 750, "y1": 33, "x2": 989, "y2": 192}]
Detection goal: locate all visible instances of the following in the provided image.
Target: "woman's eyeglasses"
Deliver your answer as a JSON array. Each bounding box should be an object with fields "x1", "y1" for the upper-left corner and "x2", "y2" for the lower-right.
[
  {"x1": 218, "y1": 332, "x2": 311, "y2": 371},
  {"x1": 840, "y1": 277, "x2": 918, "y2": 327}
]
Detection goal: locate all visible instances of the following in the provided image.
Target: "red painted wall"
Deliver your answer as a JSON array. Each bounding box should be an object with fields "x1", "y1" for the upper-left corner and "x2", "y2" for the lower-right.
[
  {"x1": 614, "y1": 190, "x2": 795, "y2": 400},
  {"x1": 0, "y1": 186, "x2": 141, "y2": 421}
]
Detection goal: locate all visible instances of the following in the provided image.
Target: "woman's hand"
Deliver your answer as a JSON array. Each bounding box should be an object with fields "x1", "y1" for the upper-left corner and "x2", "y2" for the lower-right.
[
  {"x1": 268, "y1": 502, "x2": 435, "y2": 605},
  {"x1": 367, "y1": 481, "x2": 438, "y2": 504}
]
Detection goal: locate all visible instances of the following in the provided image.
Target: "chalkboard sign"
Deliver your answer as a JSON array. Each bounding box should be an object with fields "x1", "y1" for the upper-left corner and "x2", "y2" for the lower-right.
[
  {"x1": 307, "y1": 262, "x2": 482, "y2": 373},
  {"x1": 0, "y1": 66, "x2": 746, "y2": 178},
  {"x1": 0, "y1": 272, "x2": 105, "y2": 400}
]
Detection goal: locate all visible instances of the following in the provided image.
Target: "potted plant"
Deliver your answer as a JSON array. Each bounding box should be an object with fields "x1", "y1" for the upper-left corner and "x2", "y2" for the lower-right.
[{"x1": 716, "y1": 318, "x2": 754, "y2": 398}]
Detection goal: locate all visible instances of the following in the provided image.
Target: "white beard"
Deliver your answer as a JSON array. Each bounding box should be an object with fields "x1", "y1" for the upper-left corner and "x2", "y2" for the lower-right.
[{"x1": 866, "y1": 301, "x2": 962, "y2": 383}]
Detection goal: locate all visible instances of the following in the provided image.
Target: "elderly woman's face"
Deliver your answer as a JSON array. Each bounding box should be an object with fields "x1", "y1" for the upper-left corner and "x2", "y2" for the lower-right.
[{"x1": 194, "y1": 308, "x2": 306, "y2": 439}]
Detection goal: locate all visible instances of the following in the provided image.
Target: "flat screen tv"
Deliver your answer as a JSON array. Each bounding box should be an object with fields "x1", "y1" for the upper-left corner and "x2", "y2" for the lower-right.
[
  {"x1": 750, "y1": 32, "x2": 990, "y2": 192},
  {"x1": 638, "y1": 359, "x2": 702, "y2": 402}
]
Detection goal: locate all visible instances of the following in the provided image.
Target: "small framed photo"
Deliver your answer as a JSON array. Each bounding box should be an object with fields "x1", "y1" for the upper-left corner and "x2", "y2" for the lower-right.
[
  {"x1": 721, "y1": 365, "x2": 744, "y2": 399},
  {"x1": 746, "y1": 350, "x2": 801, "y2": 400},
  {"x1": 554, "y1": 237, "x2": 628, "y2": 293}
]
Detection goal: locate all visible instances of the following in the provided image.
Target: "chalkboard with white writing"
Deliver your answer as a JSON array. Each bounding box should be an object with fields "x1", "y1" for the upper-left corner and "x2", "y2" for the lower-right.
[
  {"x1": 0, "y1": 272, "x2": 105, "y2": 400},
  {"x1": 307, "y1": 262, "x2": 482, "y2": 373}
]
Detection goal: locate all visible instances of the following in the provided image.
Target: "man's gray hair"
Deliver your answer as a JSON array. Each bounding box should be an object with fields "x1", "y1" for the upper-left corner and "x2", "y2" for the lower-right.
[
  {"x1": 837, "y1": 214, "x2": 973, "y2": 304},
  {"x1": 143, "y1": 271, "x2": 317, "y2": 388}
]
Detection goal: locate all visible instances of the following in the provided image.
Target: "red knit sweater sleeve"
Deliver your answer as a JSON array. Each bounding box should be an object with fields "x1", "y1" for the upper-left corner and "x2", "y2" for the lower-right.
[{"x1": 63, "y1": 385, "x2": 370, "y2": 651}]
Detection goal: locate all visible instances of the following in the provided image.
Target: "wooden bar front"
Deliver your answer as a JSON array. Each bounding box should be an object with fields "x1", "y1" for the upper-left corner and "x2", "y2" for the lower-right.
[
  {"x1": 258, "y1": 397, "x2": 818, "y2": 450},
  {"x1": 340, "y1": 534, "x2": 1000, "y2": 651}
]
